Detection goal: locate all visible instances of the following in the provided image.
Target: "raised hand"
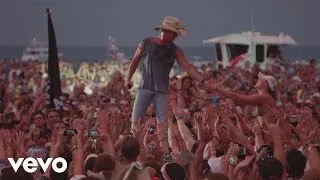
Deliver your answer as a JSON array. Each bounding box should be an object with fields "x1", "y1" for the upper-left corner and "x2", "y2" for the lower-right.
[
  {"x1": 236, "y1": 155, "x2": 255, "y2": 168},
  {"x1": 51, "y1": 128, "x2": 57, "y2": 146},
  {"x1": 2, "y1": 129, "x2": 12, "y2": 146},
  {"x1": 98, "y1": 133, "x2": 111, "y2": 152},
  {"x1": 0, "y1": 131, "x2": 5, "y2": 158},
  {"x1": 82, "y1": 138, "x2": 92, "y2": 153},
  {"x1": 74, "y1": 124, "x2": 84, "y2": 147},
  {"x1": 252, "y1": 124, "x2": 262, "y2": 135},
  {"x1": 20, "y1": 115, "x2": 29, "y2": 125},
  {"x1": 219, "y1": 110, "x2": 233, "y2": 127},
  {"x1": 194, "y1": 112, "x2": 203, "y2": 125},
  {"x1": 171, "y1": 102, "x2": 189, "y2": 121},
  {"x1": 200, "y1": 126, "x2": 214, "y2": 144},
  {"x1": 98, "y1": 110, "x2": 110, "y2": 133},
  {"x1": 100, "y1": 133, "x2": 111, "y2": 144},
  {"x1": 211, "y1": 138, "x2": 219, "y2": 151},
  {"x1": 202, "y1": 80, "x2": 212, "y2": 92},
  {"x1": 99, "y1": 138, "x2": 108, "y2": 151},
  {"x1": 176, "y1": 79, "x2": 183, "y2": 92},
  {"x1": 171, "y1": 151, "x2": 184, "y2": 166},
  {"x1": 84, "y1": 105, "x2": 95, "y2": 119},
  {"x1": 13, "y1": 131, "x2": 25, "y2": 154},
  {"x1": 200, "y1": 109, "x2": 213, "y2": 130},
  {"x1": 157, "y1": 124, "x2": 166, "y2": 143},
  {"x1": 143, "y1": 128, "x2": 158, "y2": 155},
  {"x1": 228, "y1": 143, "x2": 240, "y2": 156},
  {"x1": 124, "y1": 80, "x2": 133, "y2": 89},
  {"x1": 54, "y1": 128, "x2": 65, "y2": 147},
  {"x1": 200, "y1": 108, "x2": 208, "y2": 121},
  {"x1": 291, "y1": 120, "x2": 310, "y2": 143},
  {"x1": 266, "y1": 117, "x2": 281, "y2": 136},
  {"x1": 229, "y1": 132, "x2": 241, "y2": 144},
  {"x1": 132, "y1": 119, "x2": 143, "y2": 138}
]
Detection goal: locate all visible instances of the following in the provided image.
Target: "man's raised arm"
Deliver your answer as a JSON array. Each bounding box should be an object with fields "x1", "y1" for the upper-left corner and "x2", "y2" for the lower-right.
[{"x1": 176, "y1": 47, "x2": 204, "y2": 82}]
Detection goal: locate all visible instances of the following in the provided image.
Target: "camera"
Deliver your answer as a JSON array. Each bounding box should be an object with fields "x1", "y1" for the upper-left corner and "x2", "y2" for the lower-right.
[
  {"x1": 259, "y1": 145, "x2": 273, "y2": 158},
  {"x1": 91, "y1": 139, "x2": 98, "y2": 150},
  {"x1": 229, "y1": 155, "x2": 238, "y2": 165},
  {"x1": 88, "y1": 130, "x2": 99, "y2": 139},
  {"x1": 88, "y1": 130, "x2": 99, "y2": 150},
  {"x1": 64, "y1": 129, "x2": 77, "y2": 136},
  {"x1": 237, "y1": 146, "x2": 247, "y2": 160},
  {"x1": 239, "y1": 147, "x2": 246, "y2": 156}
]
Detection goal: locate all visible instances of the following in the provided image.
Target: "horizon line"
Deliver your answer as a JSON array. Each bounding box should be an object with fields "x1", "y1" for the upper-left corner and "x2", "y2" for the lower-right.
[{"x1": 1, "y1": 45, "x2": 320, "y2": 48}]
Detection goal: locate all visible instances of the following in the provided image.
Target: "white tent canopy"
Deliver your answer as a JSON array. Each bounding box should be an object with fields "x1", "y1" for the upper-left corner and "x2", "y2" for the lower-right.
[{"x1": 202, "y1": 31, "x2": 297, "y2": 45}]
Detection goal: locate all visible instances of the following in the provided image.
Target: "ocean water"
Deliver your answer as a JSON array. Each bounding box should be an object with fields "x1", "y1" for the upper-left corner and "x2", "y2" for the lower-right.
[{"x1": 0, "y1": 46, "x2": 319, "y2": 65}]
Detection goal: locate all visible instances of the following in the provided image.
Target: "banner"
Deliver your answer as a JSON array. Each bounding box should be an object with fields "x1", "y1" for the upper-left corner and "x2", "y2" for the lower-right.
[{"x1": 46, "y1": 8, "x2": 62, "y2": 112}]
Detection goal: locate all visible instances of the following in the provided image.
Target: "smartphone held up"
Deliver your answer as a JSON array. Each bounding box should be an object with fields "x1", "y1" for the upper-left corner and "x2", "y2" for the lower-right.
[
  {"x1": 64, "y1": 128, "x2": 77, "y2": 137},
  {"x1": 88, "y1": 130, "x2": 100, "y2": 150}
]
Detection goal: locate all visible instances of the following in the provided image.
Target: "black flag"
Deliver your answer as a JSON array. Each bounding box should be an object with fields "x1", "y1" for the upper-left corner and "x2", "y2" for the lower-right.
[{"x1": 46, "y1": 8, "x2": 62, "y2": 111}]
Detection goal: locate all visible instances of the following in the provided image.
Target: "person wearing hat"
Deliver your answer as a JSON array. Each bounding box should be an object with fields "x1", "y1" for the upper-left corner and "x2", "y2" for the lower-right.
[
  {"x1": 204, "y1": 72, "x2": 278, "y2": 114},
  {"x1": 125, "y1": 17, "x2": 205, "y2": 133},
  {"x1": 161, "y1": 162, "x2": 187, "y2": 180}
]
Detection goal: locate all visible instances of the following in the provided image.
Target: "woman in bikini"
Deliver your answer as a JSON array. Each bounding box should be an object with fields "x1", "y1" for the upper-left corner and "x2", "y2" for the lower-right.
[{"x1": 204, "y1": 72, "x2": 278, "y2": 115}]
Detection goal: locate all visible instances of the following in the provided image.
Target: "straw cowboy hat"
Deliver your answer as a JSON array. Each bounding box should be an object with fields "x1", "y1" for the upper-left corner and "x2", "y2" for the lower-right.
[{"x1": 154, "y1": 16, "x2": 186, "y2": 37}]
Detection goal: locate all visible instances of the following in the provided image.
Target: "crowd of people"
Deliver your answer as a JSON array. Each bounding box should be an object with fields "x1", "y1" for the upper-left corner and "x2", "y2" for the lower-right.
[{"x1": 0, "y1": 56, "x2": 320, "y2": 180}]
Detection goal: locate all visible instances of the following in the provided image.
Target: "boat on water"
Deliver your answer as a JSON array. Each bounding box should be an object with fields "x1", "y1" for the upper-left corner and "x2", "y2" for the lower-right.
[
  {"x1": 21, "y1": 38, "x2": 63, "y2": 62},
  {"x1": 106, "y1": 36, "x2": 130, "y2": 63},
  {"x1": 203, "y1": 31, "x2": 297, "y2": 70}
]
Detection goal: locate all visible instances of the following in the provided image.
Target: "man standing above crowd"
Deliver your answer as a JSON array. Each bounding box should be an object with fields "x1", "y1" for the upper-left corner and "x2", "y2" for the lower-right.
[{"x1": 125, "y1": 16, "x2": 205, "y2": 143}]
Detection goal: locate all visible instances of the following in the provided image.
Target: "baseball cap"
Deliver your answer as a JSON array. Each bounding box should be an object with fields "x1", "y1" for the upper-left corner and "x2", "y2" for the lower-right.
[
  {"x1": 161, "y1": 162, "x2": 186, "y2": 180},
  {"x1": 84, "y1": 154, "x2": 98, "y2": 173},
  {"x1": 258, "y1": 72, "x2": 278, "y2": 91}
]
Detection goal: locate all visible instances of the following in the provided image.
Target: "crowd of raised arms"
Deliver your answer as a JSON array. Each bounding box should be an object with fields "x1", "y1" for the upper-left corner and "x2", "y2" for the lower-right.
[{"x1": 0, "y1": 58, "x2": 320, "y2": 180}]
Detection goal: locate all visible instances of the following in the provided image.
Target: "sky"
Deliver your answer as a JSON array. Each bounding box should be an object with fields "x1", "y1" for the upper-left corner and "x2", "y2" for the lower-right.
[{"x1": 0, "y1": 0, "x2": 319, "y2": 47}]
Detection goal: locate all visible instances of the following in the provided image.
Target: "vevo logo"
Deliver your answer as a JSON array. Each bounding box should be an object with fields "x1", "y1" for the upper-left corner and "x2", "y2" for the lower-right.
[{"x1": 8, "y1": 157, "x2": 67, "y2": 173}]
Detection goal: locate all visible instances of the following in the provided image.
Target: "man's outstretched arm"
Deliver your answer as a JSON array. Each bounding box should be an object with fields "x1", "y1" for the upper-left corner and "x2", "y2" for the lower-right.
[
  {"x1": 176, "y1": 47, "x2": 204, "y2": 82},
  {"x1": 126, "y1": 41, "x2": 144, "y2": 85}
]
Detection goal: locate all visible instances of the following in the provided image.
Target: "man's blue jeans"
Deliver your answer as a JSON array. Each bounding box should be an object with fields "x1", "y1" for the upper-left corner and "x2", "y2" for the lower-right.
[{"x1": 132, "y1": 89, "x2": 168, "y2": 123}]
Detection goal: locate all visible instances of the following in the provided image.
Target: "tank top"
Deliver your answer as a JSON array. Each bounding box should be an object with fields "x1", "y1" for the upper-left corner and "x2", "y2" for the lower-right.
[{"x1": 139, "y1": 38, "x2": 177, "y2": 93}]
